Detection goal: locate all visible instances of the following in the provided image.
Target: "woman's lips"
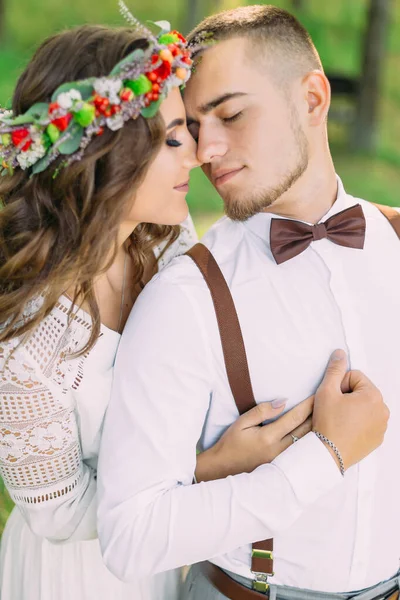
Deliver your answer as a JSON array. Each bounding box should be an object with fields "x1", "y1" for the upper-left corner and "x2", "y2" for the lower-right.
[{"x1": 174, "y1": 181, "x2": 190, "y2": 192}]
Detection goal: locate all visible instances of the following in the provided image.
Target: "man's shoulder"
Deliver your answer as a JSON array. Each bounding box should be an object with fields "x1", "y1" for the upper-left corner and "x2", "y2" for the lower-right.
[
  {"x1": 348, "y1": 196, "x2": 400, "y2": 244},
  {"x1": 350, "y1": 196, "x2": 400, "y2": 219}
]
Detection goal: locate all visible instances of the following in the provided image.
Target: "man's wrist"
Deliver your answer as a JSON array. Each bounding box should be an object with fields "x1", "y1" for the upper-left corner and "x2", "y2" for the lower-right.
[{"x1": 313, "y1": 431, "x2": 345, "y2": 476}]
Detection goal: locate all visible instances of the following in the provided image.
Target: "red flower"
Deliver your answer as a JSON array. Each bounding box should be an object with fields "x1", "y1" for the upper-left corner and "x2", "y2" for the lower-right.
[
  {"x1": 171, "y1": 30, "x2": 186, "y2": 44},
  {"x1": 51, "y1": 113, "x2": 72, "y2": 132},
  {"x1": 48, "y1": 102, "x2": 60, "y2": 115},
  {"x1": 168, "y1": 43, "x2": 180, "y2": 57},
  {"x1": 11, "y1": 128, "x2": 32, "y2": 152},
  {"x1": 151, "y1": 60, "x2": 171, "y2": 82}
]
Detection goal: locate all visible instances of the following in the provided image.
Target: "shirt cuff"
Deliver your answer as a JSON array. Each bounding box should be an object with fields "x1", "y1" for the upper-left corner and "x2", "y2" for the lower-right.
[{"x1": 272, "y1": 431, "x2": 343, "y2": 506}]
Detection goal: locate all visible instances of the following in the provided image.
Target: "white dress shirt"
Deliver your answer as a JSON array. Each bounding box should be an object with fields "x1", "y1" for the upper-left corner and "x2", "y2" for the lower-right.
[{"x1": 97, "y1": 179, "x2": 400, "y2": 592}]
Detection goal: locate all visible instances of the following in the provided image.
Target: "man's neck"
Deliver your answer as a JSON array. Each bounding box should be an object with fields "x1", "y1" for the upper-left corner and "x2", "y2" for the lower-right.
[{"x1": 263, "y1": 158, "x2": 338, "y2": 224}]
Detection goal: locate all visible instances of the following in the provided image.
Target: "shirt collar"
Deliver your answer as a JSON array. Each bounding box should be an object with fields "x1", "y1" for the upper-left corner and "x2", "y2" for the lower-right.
[{"x1": 243, "y1": 175, "x2": 351, "y2": 247}]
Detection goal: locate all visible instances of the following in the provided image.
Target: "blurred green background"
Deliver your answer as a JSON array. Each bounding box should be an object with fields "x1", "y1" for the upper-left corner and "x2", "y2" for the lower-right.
[{"x1": 0, "y1": 0, "x2": 399, "y2": 534}]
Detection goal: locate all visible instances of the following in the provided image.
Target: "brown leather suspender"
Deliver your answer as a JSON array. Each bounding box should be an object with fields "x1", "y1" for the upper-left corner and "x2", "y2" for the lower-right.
[
  {"x1": 186, "y1": 202, "x2": 400, "y2": 594},
  {"x1": 185, "y1": 244, "x2": 257, "y2": 416},
  {"x1": 186, "y1": 243, "x2": 274, "y2": 592}
]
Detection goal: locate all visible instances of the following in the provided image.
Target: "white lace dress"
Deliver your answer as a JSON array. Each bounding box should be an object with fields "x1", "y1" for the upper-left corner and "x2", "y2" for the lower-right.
[{"x1": 0, "y1": 219, "x2": 197, "y2": 600}]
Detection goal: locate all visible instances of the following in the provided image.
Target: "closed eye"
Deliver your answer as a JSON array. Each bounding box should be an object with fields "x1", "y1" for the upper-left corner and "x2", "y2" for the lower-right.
[
  {"x1": 223, "y1": 111, "x2": 243, "y2": 124},
  {"x1": 166, "y1": 138, "x2": 182, "y2": 147},
  {"x1": 187, "y1": 122, "x2": 200, "y2": 143}
]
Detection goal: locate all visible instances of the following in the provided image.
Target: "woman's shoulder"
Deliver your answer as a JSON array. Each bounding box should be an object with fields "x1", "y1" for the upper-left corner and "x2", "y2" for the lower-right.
[
  {"x1": 0, "y1": 294, "x2": 92, "y2": 390},
  {"x1": 155, "y1": 214, "x2": 198, "y2": 270}
]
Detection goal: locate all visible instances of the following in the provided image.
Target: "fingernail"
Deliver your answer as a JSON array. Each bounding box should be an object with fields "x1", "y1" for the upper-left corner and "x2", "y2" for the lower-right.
[
  {"x1": 330, "y1": 349, "x2": 346, "y2": 361},
  {"x1": 271, "y1": 397, "x2": 287, "y2": 409}
]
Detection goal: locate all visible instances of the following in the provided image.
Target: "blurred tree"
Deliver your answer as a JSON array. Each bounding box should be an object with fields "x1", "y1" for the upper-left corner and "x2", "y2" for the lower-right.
[
  {"x1": 0, "y1": 0, "x2": 4, "y2": 44},
  {"x1": 185, "y1": 0, "x2": 224, "y2": 34},
  {"x1": 185, "y1": 0, "x2": 202, "y2": 33},
  {"x1": 352, "y1": 0, "x2": 391, "y2": 152},
  {"x1": 291, "y1": 0, "x2": 305, "y2": 8},
  {"x1": 213, "y1": 0, "x2": 224, "y2": 11}
]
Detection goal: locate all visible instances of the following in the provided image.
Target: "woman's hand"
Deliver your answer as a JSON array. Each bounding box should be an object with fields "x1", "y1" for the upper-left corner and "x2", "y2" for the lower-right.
[{"x1": 195, "y1": 396, "x2": 313, "y2": 482}]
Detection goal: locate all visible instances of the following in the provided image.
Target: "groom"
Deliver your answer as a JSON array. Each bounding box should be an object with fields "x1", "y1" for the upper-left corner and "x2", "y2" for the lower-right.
[{"x1": 98, "y1": 5, "x2": 400, "y2": 599}]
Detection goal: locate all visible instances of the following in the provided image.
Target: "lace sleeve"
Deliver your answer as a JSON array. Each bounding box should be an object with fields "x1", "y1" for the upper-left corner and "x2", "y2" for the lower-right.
[
  {"x1": 155, "y1": 213, "x2": 198, "y2": 270},
  {"x1": 0, "y1": 299, "x2": 98, "y2": 542}
]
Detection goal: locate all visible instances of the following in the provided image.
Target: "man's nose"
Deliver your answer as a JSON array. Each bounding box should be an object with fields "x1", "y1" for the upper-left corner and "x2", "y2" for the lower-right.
[{"x1": 196, "y1": 131, "x2": 228, "y2": 164}]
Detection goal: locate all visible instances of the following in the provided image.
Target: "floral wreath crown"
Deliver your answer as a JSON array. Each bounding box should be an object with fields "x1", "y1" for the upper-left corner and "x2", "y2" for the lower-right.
[{"x1": 0, "y1": 1, "x2": 194, "y2": 177}]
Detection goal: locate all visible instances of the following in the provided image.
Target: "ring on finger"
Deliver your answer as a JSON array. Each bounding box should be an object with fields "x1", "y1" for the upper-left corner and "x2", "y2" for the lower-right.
[{"x1": 291, "y1": 434, "x2": 299, "y2": 444}]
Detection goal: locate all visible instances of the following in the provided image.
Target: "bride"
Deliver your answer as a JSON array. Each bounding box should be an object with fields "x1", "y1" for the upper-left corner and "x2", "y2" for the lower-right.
[{"x1": 0, "y1": 9, "x2": 313, "y2": 600}]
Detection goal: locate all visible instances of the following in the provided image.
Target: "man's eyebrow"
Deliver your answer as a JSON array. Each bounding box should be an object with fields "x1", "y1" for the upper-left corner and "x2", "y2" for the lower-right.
[
  {"x1": 166, "y1": 118, "x2": 185, "y2": 130},
  {"x1": 198, "y1": 92, "x2": 248, "y2": 114}
]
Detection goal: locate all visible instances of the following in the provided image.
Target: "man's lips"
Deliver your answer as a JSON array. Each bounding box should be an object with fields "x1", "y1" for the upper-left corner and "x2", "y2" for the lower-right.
[
  {"x1": 213, "y1": 167, "x2": 244, "y2": 186},
  {"x1": 174, "y1": 180, "x2": 190, "y2": 192}
]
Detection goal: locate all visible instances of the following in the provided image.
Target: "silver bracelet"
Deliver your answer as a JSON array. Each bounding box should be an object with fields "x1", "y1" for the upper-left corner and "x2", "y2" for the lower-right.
[{"x1": 314, "y1": 431, "x2": 345, "y2": 476}]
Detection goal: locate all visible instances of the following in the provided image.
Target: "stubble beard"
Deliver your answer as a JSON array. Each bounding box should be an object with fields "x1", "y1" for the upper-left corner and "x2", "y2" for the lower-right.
[{"x1": 223, "y1": 108, "x2": 310, "y2": 222}]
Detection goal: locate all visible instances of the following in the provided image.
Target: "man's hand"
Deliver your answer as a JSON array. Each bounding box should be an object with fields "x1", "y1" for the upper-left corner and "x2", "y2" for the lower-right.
[{"x1": 313, "y1": 349, "x2": 390, "y2": 471}]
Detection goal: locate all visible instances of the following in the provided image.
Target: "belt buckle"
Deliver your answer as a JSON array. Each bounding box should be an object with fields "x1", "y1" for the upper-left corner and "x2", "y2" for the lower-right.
[{"x1": 252, "y1": 572, "x2": 270, "y2": 594}]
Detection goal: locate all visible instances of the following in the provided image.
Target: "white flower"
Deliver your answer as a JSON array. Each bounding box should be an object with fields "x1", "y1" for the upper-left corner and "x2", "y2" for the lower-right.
[
  {"x1": 29, "y1": 125, "x2": 42, "y2": 143},
  {"x1": 70, "y1": 89, "x2": 82, "y2": 102},
  {"x1": 94, "y1": 77, "x2": 123, "y2": 105},
  {"x1": 106, "y1": 114, "x2": 125, "y2": 131},
  {"x1": 17, "y1": 139, "x2": 46, "y2": 170},
  {"x1": 72, "y1": 100, "x2": 85, "y2": 113},
  {"x1": 0, "y1": 109, "x2": 13, "y2": 121},
  {"x1": 57, "y1": 89, "x2": 82, "y2": 110}
]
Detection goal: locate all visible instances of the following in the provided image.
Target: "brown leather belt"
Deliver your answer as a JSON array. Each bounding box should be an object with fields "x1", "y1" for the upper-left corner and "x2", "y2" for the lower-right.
[{"x1": 201, "y1": 562, "x2": 400, "y2": 600}]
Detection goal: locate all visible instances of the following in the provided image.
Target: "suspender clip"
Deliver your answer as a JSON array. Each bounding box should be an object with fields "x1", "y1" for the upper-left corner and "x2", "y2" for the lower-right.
[{"x1": 252, "y1": 573, "x2": 270, "y2": 594}]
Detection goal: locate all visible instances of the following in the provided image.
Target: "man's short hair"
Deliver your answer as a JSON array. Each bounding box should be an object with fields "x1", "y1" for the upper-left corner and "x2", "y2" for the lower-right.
[{"x1": 188, "y1": 5, "x2": 322, "y2": 80}]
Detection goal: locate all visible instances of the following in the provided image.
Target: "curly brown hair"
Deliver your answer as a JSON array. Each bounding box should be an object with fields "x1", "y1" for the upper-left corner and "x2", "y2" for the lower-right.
[{"x1": 0, "y1": 25, "x2": 180, "y2": 354}]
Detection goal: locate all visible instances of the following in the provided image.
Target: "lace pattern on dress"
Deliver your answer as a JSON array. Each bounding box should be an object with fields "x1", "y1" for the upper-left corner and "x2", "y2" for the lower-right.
[
  {"x1": 155, "y1": 215, "x2": 198, "y2": 270},
  {"x1": 0, "y1": 298, "x2": 91, "y2": 504}
]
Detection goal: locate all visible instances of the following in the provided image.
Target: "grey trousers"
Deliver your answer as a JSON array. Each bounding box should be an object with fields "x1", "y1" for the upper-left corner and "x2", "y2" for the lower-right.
[{"x1": 181, "y1": 564, "x2": 400, "y2": 600}]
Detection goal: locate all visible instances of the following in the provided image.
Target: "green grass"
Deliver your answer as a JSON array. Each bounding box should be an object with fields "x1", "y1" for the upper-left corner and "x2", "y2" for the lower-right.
[{"x1": 0, "y1": 479, "x2": 14, "y2": 537}]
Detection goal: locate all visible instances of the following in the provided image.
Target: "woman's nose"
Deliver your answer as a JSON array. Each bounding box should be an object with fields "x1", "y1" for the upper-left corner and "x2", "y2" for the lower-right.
[{"x1": 184, "y1": 135, "x2": 202, "y2": 169}]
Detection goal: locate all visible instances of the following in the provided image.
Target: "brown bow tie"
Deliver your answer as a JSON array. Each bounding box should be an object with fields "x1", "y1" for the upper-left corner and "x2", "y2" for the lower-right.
[{"x1": 270, "y1": 204, "x2": 366, "y2": 265}]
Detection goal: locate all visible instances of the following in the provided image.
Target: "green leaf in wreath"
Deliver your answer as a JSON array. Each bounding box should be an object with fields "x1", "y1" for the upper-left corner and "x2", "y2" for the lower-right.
[
  {"x1": 140, "y1": 98, "x2": 163, "y2": 119},
  {"x1": 147, "y1": 20, "x2": 171, "y2": 35},
  {"x1": 58, "y1": 122, "x2": 84, "y2": 155},
  {"x1": 51, "y1": 79, "x2": 95, "y2": 102},
  {"x1": 26, "y1": 102, "x2": 49, "y2": 121},
  {"x1": 2, "y1": 114, "x2": 35, "y2": 126},
  {"x1": 110, "y1": 48, "x2": 145, "y2": 76},
  {"x1": 31, "y1": 154, "x2": 52, "y2": 175}
]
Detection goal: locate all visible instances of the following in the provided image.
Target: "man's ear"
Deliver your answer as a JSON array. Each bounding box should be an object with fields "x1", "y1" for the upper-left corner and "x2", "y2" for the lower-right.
[{"x1": 303, "y1": 70, "x2": 331, "y2": 125}]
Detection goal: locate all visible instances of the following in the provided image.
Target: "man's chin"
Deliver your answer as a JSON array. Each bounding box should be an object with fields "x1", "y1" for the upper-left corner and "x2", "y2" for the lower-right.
[
  {"x1": 223, "y1": 196, "x2": 258, "y2": 222},
  {"x1": 222, "y1": 189, "x2": 276, "y2": 222}
]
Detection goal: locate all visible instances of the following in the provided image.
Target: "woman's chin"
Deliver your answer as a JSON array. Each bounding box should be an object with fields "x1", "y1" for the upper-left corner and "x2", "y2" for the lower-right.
[{"x1": 158, "y1": 202, "x2": 190, "y2": 226}]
